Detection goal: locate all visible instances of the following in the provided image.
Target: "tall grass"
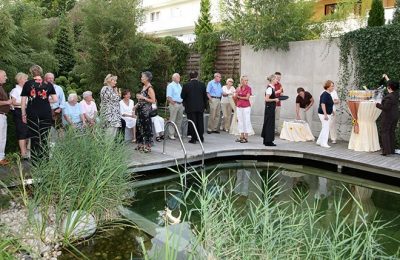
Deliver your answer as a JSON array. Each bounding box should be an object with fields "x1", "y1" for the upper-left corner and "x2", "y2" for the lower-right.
[
  {"x1": 28, "y1": 126, "x2": 134, "y2": 243},
  {"x1": 144, "y1": 167, "x2": 399, "y2": 259}
]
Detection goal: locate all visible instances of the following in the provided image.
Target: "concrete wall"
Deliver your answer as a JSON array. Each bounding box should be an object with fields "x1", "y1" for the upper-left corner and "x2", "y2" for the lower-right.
[{"x1": 241, "y1": 39, "x2": 352, "y2": 140}]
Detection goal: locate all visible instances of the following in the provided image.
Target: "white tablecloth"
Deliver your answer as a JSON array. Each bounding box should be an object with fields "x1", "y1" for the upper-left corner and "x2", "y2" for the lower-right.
[
  {"x1": 279, "y1": 120, "x2": 314, "y2": 142},
  {"x1": 348, "y1": 101, "x2": 381, "y2": 152}
]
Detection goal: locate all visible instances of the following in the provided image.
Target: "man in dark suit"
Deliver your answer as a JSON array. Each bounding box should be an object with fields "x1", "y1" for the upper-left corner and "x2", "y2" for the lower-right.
[{"x1": 181, "y1": 71, "x2": 208, "y2": 144}]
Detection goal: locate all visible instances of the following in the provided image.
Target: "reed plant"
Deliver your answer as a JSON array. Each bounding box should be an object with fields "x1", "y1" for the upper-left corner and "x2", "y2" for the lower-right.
[
  {"x1": 143, "y1": 167, "x2": 399, "y2": 259},
  {"x1": 28, "y1": 126, "x2": 134, "y2": 243}
]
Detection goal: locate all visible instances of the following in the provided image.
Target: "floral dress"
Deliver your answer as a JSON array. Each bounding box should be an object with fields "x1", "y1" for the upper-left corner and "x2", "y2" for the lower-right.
[
  {"x1": 100, "y1": 86, "x2": 121, "y2": 128},
  {"x1": 136, "y1": 86, "x2": 153, "y2": 145}
]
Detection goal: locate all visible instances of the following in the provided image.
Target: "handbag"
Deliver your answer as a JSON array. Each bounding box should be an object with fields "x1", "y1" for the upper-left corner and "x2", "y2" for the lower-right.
[{"x1": 149, "y1": 103, "x2": 158, "y2": 117}]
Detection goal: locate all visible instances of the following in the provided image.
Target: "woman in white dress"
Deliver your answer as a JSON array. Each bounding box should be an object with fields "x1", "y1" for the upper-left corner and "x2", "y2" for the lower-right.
[{"x1": 120, "y1": 89, "x2": 136, "y2": 142}]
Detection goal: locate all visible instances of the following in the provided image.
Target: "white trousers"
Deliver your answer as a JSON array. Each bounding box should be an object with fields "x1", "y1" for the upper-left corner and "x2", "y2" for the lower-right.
[
  {"x1": 152, "y1": 115, "x2": 165, "y2": 134},
  {"x1": 237, "y1": 107, "x2": 252, "y2": 134},
  {"x1": 0, "y1": 114, "x2": 7, "y2": 160},
  {"x1": 329, "y1": 113, "x2": 337, "y2": 141},
  {"x1": 317, "y1": 114, "x2": 331, "y2": 147}
]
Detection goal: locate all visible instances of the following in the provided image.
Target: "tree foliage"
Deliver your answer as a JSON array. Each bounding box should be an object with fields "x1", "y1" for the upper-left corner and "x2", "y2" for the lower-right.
[
  {"x1": 221, "y1": 0, "x2": 319, "y2": 51},
  {"x1": 393, "y1": 0, "x2": 400, "y2": 24},
  {"x1": 161, "y1": 36, "x2": 190, "y2": 77},
  {"x1": 194, "y1": 0, "x2": 213, "y2": 35},
  {"x1": 367, "y1": 0, "x2": 385, "y2": 27},
  {"x1": 54, "y1": 17, "x2": 76, "y2": 77},
  {"x1": 27, "y1": 0, "x2": 76, "y2": 17},
  {"x1": 77, "y1": 0, "x2": 145, "y2": 96}
]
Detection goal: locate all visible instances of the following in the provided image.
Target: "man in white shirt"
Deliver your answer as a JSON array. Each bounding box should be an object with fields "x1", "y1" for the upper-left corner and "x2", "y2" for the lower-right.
[
  {"x1": 166, "y1": 73, "x2": 184, "y2": 139},
  {"x1": 44, "y1": 73, "x2": 66, "y2": 129}
]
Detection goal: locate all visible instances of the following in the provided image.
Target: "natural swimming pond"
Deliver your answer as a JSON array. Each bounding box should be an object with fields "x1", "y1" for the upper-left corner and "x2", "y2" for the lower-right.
[{"x1": 61, "y1": 161, "x2": 400, "y2": 259}]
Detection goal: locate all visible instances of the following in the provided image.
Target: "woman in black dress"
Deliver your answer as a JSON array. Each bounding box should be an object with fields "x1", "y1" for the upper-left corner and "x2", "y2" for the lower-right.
[
  {"x1": 261, "y1": 74, "x2": 280, "y2": 146},
  {"x1": 376, "y1": 80, "x2": 399, "y2": 156},
  {"x1": 135, "y1": 71, "x2": 156, "y2": 153},
  {"x1": 21, "y1": 65, "x2": 57, "y2": 162}
]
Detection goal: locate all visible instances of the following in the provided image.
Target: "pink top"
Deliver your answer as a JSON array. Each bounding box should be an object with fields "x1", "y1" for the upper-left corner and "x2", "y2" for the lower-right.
[{"x1": 236, "y1": 85, "x2": 252, "y2": 108}]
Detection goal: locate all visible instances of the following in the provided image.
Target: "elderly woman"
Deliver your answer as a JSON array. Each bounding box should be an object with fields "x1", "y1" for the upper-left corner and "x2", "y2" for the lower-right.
[
  {"x1": 100, "y1": 74, "x2": 121, "y2": 137},
  {"x1": 261, "y1": 74, "x2": 279, "y2": 146},
  {"x1": 135, "y1": 71, "x2": 156, "y2": 153},
  {"x1": 316, "y1": 80, "x2": 335, "y2": 148},
  {"x1": 10, "y1": 72, "x2": 29, "y2": 158},
  {"x1": 80, "y1": 91, "x2": 98, "y2": 127},
  {"x1": 21, "y1": 65, "x2": 57, "y2": 162},
  {"x1": 376, "y1": 80, "x2": 399, "y2": 156},
  {"x1": 221, "y1": 78, "x2": 236, "y2": 132},
  {"x1": 63, "y1": 93, "x2": 85, "y2": 129},
  {"x1": 120, "y1": 89, "x2": 136, "y2": 143},
  {"x1": 235, "y1": 76, "x2": 253, "y2": 143}
]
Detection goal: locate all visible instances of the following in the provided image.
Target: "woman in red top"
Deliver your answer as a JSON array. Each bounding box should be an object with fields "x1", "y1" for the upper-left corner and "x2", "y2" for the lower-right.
[{"x1": 235, "y1": 75, "x2": 252, "y2": 143}]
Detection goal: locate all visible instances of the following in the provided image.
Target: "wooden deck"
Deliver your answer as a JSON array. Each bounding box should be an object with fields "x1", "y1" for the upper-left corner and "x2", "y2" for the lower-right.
[{"x1": 127, "y1": 132, "x2": 400, "y2": 178}]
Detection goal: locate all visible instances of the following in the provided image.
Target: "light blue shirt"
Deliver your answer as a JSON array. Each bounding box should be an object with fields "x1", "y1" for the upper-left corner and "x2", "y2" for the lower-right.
[
  {"x1": 51, "y1": 84, "x2": 66, "y2": 109},
  {"x1": 166, "y1": 81, "x2": 183, "y2": 102},
  {"x1": 206, "y1": 80, "x2": 222, "y2": 97},
  {"x1": 63, "y1": 102, "x2": 82, "y2": 125}
]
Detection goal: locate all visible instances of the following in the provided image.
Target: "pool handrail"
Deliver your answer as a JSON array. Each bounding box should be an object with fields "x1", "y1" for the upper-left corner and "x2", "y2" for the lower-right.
[
  {"x1": 186, "y1": 119, "x2": 205, "y2": 169},
  {"x1": 163, "y1": 120, "x2": 188, "y2": 175}
]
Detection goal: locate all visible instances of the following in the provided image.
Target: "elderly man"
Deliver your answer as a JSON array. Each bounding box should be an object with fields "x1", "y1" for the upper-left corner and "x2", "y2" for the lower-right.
[
  {"x1": 206, "y1": 72, "x2": 222, "y2": 134},
  {"x1": 0, "y1": 70, "x2": 11, "y2": 166},
  {"x1": 44, "y1": 72, "x2": 66, "y2": 129},
  {"x1": 274, "y1": 72, "x2": 284, "y2": 133},
  {"x1": 166, "y1": 73, "x2": 184, "y2": 140}
]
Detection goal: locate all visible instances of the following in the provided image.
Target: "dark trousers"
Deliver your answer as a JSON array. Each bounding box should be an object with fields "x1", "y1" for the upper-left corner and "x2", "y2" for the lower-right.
[
  {"x1": 187, "y1": 112, "x2": 204, "y2": 142},
  {"x1": 381, "y1": 116, "x2": 398, "y2": 154},
  {"x1": 261, "y1": 103, "x2": 276, "y2": 144},
  {"x1": 27, "y1": 116, "x2": 52, "y2": 163}
]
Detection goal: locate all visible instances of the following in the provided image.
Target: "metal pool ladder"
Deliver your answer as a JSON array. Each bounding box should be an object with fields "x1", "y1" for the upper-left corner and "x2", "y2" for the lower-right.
[{"x1": 162, "y1": 120, "x2": 205, "y2": 184}]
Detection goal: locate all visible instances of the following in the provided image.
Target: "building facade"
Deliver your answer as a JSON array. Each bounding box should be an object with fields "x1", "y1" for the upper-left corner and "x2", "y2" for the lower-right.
[{"x1": 140, "y1": 0, "x2": 220, "y2": 43}]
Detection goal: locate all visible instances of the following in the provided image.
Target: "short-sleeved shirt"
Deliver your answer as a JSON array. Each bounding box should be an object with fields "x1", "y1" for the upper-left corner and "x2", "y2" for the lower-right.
[
  {"x1": 80, "y1": 100, "x2": 98, "y2": 119},
  {"x1": 221, "y1": 85, "x2": 236, "y2": 104},
  {"x1": 0, "y1": 85, "x2": 10, "y2": 114},
  {"x1": 166, "y1": 82, "x2": 183, "y2": 102},
  {"x1": 236, "y1": 85, "x2": 252, "y2": 108},
  {"x1": 330, "y1": 90, "x2": 339, "y2": 112},
  {"x1": 10, "y1": 85, "x2": 26, "y2": 109},
  {"x1": 296, "y1": 91, "x2": 313, "y2": 109},
  {"x1": 21, "y1": 79, "x2": 56, "y2": 119},
  {"x1": 274, "y1": 82, "x2": 282, "y2": 107},
  {"x1": 50, "y1": 84, "x2": 66, "y2": 110},
  {"x1": 318, "y1": 91, "x2": 334, "y2": 115},
  {"x1": 206, "y1": 80, "x2": 222, "y2": 98},
  {"x1": 63, "y1": 102, "x2": 82, "y2": 124}
]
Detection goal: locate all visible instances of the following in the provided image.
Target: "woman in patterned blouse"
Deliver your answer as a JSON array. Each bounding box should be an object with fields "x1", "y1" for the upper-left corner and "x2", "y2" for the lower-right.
[
  {"x1": 135, "y1": 71, "x2": 156, "y2": 153},
  {"x1": 100, "y1": 74, "x2": 122, "y2": 138}
]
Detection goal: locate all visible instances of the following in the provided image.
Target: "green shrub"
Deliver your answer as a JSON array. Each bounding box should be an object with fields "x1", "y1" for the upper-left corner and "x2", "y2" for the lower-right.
[{"x1": 368, "y1": 0, "x2": 385, "y2": 27}]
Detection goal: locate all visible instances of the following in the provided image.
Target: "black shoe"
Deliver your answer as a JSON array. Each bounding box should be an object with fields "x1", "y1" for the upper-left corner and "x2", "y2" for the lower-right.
[
  {"x1": 213, "y1": 131, "x2": 220, "y2": 134},
  {"x1": 381, "y1": 153, "x2": 387, "y2": 156},
  {"x1": 200, "y1": 137, "x2": 204, "y2": 142},
  {"x1": 207, "y1": 131, "x2": 212, "y2": 134},
  {"x1": 189, "y1": 139, "x2": 197, "y2": 144},
  {"x1": 265, "y1": 142, "x2": 276, "y2": 146}
]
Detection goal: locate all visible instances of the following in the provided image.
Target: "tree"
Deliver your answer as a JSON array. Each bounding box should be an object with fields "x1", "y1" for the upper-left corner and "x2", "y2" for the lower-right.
[
  {"x1": 195, "y1": 0, "x2": 213, "y2": 35},
  {"x1": 54, "y1": 17, "x2": 76, "y2": 77},
  {"x1": 161, "y1": 36, "x2": 189, "y2": 77},
  {"x1": 393, "y1": 0, "x2": 400, "y2": 24},
  {"x1": 221, "y1": 0, "x2": 318, "y2": 51},
  {"x1": 27, "y1": 0, "x2": 76, "y2": 17},
  {"x1": 367, "y1": 0, "x2": 385, "y2": 27}
]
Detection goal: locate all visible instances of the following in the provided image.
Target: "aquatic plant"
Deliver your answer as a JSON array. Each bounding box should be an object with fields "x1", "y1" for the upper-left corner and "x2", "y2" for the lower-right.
[{"x1": 143, "y1": 167, "x2": 399, "y2": 259}]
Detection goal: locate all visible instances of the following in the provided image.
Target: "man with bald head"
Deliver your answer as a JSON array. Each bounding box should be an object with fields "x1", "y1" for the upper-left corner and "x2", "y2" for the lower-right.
[
  {"x1": 166, "y1": 73, "x2": 184, "y2": 139},
  {"x1": 0, "y1": 70, "x2": 12, "y2": 165},
  {"x1": 44, "y1": 72, "x2": 66, "y2": 128}
]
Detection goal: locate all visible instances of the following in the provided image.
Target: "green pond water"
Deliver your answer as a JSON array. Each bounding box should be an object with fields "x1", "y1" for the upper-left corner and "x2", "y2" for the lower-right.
[{"x1": 61, "y1": 161, "x2": 400, "y2": 259}]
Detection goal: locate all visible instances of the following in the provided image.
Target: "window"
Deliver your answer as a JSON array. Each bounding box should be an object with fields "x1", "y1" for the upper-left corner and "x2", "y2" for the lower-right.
[
  {"x1": 150, "y1": 11, "x2": 160, "y2": 22},
  {"x1": 325, "y1": 4, "x2": 337, "y2": 15}
]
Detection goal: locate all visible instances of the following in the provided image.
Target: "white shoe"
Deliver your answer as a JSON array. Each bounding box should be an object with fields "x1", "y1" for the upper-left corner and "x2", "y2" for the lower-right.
[
  {"x1": 169, "y1": 135, "x2": 176, "y2": 140},
  {"x1": 321, "y1": 144, "x2": 331, "y2": 148},
  {"x1": 331, "y1": 140, "x2": 337, "y2": 144}
]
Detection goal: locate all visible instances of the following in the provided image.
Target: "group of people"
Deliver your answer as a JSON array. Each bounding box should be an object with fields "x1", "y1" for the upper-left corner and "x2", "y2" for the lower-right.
[{"x1": 1, "y1": 65, "x2": 398, "y2": 164}]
